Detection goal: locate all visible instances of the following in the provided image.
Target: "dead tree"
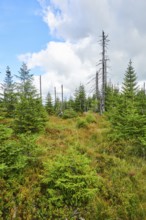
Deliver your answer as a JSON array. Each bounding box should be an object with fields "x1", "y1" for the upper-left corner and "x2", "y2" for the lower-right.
[
  {"x1": 40, "y1": 75, "x2": 42, "y2": 99},
  {"x1": 86, "y1": 31, "x2": 109, "y2": 113},
  {"x1": 61, "y1": 84, "x2": 64, "y2": 113},
  {"x1": 54, "y1": 86, "x2": 56, "y2": 106},
  {"x1": 99, "y1": 31, "x2": 109, "y2": 114}
]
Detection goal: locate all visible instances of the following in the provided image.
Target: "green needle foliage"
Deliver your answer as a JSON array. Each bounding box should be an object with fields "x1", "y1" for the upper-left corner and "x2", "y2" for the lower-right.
[
  {"x1": 0, "y1": 134, "x2": 42, "y2": 178},
  {"x1": 14, "y1": 63, "x2": 47, "y2": 133},
  {"x1": 106, "y1": 60, "x2": 146, "y2": 158},
  {"x1": 1, "y1": 66, "x2": 16, "y2": 118},
  {"x1": 122, "y1": 60, "x2": 138, "y2": 99},
  {"x1": 74, "y1": 84, "x2": 87, "y2": 112},
  {"x1": 14, "y1": 96, "x2": 47, "y2": 133},
  {"x1": 39, "y1": 150, "x2": 100, "y2": 218},
  {"x1": 45, "y1": 92, "x2": 54, "y2": 115}
]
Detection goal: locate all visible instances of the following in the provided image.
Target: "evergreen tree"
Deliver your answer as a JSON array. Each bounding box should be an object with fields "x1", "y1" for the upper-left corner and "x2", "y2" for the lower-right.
[
  {"x1": 41, "y1": 150, "x2": 99, "y2": 217},
  {"x1": 2, "y1": 66, "x2": 16, "y2": 117},
  {"x1": 122, "y1": 60, "x2": 138, "y2": 99},
  {"x1": 136, "y1": 88, "x2": 146, "y2": 115},
  {"x1": 0, "y1": 96, "x2": 6, "y2": 119},
  {"x1": 74, "y1": 84, "x2": 86, "y2": 112},
  {"x1": 105, "y1": 84, "x2": 120, "y2": 112},
  {"x1": 45, "y1": 92, "x2": 54, "y2": 115},
  {"x1": 54, "y1": 97, "x2": 61, "y2": 114},
  {"x1": 16, "y1": 63, "x2": 36, "y2": 98},
  {"x1": 107, "y1": 61, "x2": 146, "y2": 140},
  {"x1": 120, "y1": 60, "x2": 138, "y2": 112},
  {"x1": 67, "y1": 96, "x2": 75, "y2": 110},
  {"x1": 14, "y1": 63, "x2": 47, "y2": 133}
]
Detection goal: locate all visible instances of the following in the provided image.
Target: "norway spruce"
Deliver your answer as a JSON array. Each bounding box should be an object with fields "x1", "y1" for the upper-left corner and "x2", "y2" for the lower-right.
[
  {"x1": 1, "y1": 66, "x2": 16, "y2": 118},
  {"x1": 122, "y1": 60, "x2": 138, "y2": 99},
  {"x1": 14, "y1": 63, "x2": 47, "y2": 133},
  {"x1": 74, "y1": 84, "x2": 87, "y2": 112},
  {"x1": 108, "y1": 60, "x2": 146, "y2": 141}
]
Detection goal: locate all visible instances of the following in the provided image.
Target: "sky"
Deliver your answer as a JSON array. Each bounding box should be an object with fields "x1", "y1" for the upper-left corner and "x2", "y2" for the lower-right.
[{"x1": 0, "y1": 0, "x2": 146, "y2": 100}]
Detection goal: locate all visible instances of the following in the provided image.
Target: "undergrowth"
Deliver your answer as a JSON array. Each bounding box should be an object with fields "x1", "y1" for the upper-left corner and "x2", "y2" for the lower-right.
[{"x1": 0, "y1": 113, "x2": 146, "y2": 219}]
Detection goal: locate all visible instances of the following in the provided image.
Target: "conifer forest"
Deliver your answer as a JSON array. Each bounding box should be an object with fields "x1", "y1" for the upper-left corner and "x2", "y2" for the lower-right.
[{"x1": 1, "y1": 58, "x2": 146, "y2": 219}]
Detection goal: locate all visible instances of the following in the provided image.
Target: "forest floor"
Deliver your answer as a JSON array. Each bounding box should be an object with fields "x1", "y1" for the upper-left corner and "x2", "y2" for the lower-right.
[{"x1": 1, "y1": 113, "x2": 146, "y2": 219}]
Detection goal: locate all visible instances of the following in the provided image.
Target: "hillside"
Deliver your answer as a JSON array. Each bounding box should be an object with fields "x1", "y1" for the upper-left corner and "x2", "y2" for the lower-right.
[{"x1": 1, "y1": 113, "x2": 146, "y2": 219}]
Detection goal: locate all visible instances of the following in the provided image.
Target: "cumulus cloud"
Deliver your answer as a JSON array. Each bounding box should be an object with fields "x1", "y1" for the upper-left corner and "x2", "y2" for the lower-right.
[
  {"x1": 19, "y1": 0, "x2": 146, "y2": 99},
  {"x1": 19, "y1": 37, "x2": 97, "y2": 100},
  {"x1": 38, "y1": 0, "x2": 113, "y2": 40}
]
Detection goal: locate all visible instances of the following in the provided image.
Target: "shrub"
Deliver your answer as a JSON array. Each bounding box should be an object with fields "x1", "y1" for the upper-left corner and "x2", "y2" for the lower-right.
[
  {"x1": 40, "y1": 150, "x2": 101, "y2": 218},
  {"x1": 85, "y1": 113, "x2": 96, "y2": 124},
  {"x1": 0, "y1": 134, "x2": 43, "y2": 178},
  {"x1": 76, "y1": 118, "x2": 88, "y2": 128},
  {"x1": 62, "y1": 109, "x2": 77, "y2": 119}
]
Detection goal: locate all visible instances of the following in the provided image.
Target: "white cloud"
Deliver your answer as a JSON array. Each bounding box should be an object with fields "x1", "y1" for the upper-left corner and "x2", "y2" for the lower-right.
[
  {"x1": 19, "y1": 0, "x2": 146, "y2": 99},
  {"x1": 19, "y1": 37, "x2": 97, "y2": 99},
  {"x1": 39, "y1": 0, "x2": 114, "y2": 40}
]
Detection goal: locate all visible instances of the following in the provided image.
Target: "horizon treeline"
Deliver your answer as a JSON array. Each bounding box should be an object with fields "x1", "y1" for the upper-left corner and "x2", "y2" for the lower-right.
[{"x1": 0, "y1": 60, "x2": 146, "y2": 114}]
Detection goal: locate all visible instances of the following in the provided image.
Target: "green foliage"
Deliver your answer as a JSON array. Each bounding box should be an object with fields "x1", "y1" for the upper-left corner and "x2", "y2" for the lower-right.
[
  {"x1": 0, "y1": 122, "x2": 14, "y2": 176},
  {"x1": 122, "y1": 60, "x2": 138, "y2": 99},
  {"x1": 76, "y1": 113, "x2": 96, "y2": 129},
  {"x1": 54, "y1": 97, "x2": 61, "y2": 114},
  {"x1": 66, "y1": 96, "x2": 75, "y2": 110},
  {"x1": 106, "y1": 61, "x2": 146, "y2": 143},
  {"x1": 13, "y1": 63, "x2": 47, "y2": 133},
  {"x1": 86, "y1": 95, "x2": 98, "y2": 112},
  {"x1": 74, "y1": 84, "x2": 87, "y2": 112},
  {"x1": 16, "y1": 63, "x2": 36, "y2": 97},
  {"x1": 0, "y1": 141, "x2": 27, "y2": 177},
  {"x1": 14, "y1": 96, "x2": 47, "y2": 133},
  {"x1": 94, "y1": 154, "x2": 144, "y2": 220},
  {"x1": 40, "y1": 150, "x2": 100, "y2": 218},
  {"x1": 1, "y1": 66, "x2": 16, "y2": 118},
  {"x1": 0, "y1": 115, "x2": 146, "y2": 219},
  {"x1": 85, "y1": 113, "x2": 96, "y2": 123},
  {"x1": 45, "y1": 92, "x2": 54, "y2": 115},
  {"x1": 136, "y1": 89, "x2": 146, "y2": 115},
  {"x1": 1, "y1": 60, "x2": 146, "y2": 219},
  {"x1": 0, "y1": 134, "x2": 42, "y2": 178},
  {"x1": 0, "y1": 100, "x2": 7, "y2": 119},
  {"x1": 62, "y1": 108, "x2": 78, "y2": 119},
  {"x1": 76, "y1": 117, "x2": 88, "y2": 128},
  {"x1": 105, "y1": 60, "x2": 146, "y2": 160},
  {"x1": 0, "y1": 124, "x2": 13, "y2": 142},
  {"x1": 108, "y1": 99, "x2": 146, "y2": 141},
  {"x1": 105, "y1": 84, "x2": 120, "y2": 112}
]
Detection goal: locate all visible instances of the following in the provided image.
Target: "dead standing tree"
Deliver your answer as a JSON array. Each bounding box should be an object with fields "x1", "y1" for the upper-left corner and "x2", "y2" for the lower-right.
[
  {"x1": 86, "y1": 31, "x2": 109, "y2": 114},
  {"x1": 98, "y1": 31, "x2": 109, "y2": 114}
]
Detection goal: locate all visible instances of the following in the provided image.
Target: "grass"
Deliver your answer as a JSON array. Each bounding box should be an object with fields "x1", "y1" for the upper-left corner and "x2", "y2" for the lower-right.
[
  {"x1": 1, "y1": 113, "x2": 146, "y2": 219},
  {"x1": 38, "y1": 114, "x2": 146, "y2": 217}
]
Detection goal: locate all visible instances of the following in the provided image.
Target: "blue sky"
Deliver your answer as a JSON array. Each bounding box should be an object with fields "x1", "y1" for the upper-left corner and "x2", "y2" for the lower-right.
[
  {"x1": 0, "y1": 0, "x2": 49, "y2": 78},
  {"x1": 1, "y1": 0, "x2": 146, "y2": 100}
]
